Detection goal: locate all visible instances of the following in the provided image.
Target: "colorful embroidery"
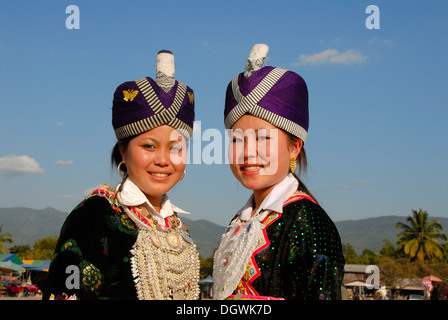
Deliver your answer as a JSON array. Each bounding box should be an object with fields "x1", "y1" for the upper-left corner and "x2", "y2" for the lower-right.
[
  {"x1": 90, "y1": 185, "x2": 122, "y2": 213},
  {"x1": 233, "y1": 225, "x2": 242, "y2": 235},
  {"x1": 61, "y1": 239, "x2": 82, "y2": 257},
  {"x1": 128, "y1": 205, "x2": 183, "y2": 231},
  {"x1": 46, "y1": 183, "x2": 199, "y2": 300},
  {"x1": 128, "y1": 206, "x2": 156, "y2": 230},
  {"x1": 80, "y1": 260, "x2": 103, "y2": 293},
  {"x1": 237, "y1": 212, "x2": 281, "y2": 295},
  {"x1": 83, "y1": 185, "x2": 138, "y2": 235},
  {"x1": 49, "y1": 293, "x2": 78, "y2": 300},
  {"x1": 236, "y1": 191, "x2": 316, "y2": 296},
  {"x1": 52, "y1": 239, "x2": 103, "y2": 296},
  {"x1": 105, "y1": 213, "x2": 137, "y2": 234},
  {"x1": 283, "y1": 190, "x2": 317, "y2": 206}
]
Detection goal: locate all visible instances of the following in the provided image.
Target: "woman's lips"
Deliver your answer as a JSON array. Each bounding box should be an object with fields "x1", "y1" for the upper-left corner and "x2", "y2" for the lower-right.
[
  {"x1": 240, "y1": 164, "x2": 264, "y2": 175},
  {"x1": 148, "y1": 172, "x2": 171, "y2": 180}
]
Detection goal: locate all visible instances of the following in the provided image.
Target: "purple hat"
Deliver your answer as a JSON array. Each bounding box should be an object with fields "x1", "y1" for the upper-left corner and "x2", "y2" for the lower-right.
[
  {"x1": 112, "y1": 51, "x2": 195, "y2": 140},
  {"x1": 224, "y1": 46, "x2": 309, "y2": 142}
]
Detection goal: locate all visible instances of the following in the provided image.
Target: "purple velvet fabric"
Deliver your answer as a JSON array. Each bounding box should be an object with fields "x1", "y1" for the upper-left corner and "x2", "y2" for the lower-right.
[
  {"x1": 224, "y1": 66, "x2": 309, "y2": 134},
  {"x1": 112, "y1": 77, "x2": 194, "y2": 138}
]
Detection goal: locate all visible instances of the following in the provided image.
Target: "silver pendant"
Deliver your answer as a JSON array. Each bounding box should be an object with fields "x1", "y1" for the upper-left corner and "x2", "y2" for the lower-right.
[
  {"x1": 166, "y1": 233, "x2": 180, "y2": 248},
  {"x1": 182, "y1": 231, "x2": 194, "y2": 244}
]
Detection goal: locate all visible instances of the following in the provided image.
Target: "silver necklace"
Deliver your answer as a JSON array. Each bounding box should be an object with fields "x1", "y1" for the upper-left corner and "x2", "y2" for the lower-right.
[{"x1": 213, "y1": 214, "x2": 264, "y2": 300}]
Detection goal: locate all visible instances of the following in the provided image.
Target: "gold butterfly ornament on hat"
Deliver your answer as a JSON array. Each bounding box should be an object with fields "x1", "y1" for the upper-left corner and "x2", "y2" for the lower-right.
[
  {"x1": 123, "y1": 89, "x2": 139, "y2": 102},
  {"x1": 187, "y1": 92, "x2": 194, "y2": 104}
]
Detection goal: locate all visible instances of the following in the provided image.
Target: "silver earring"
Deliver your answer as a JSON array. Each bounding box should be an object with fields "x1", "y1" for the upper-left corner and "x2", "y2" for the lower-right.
[
  {"x1": 117, "y1": 161, "x2": 128, "y2": 179},
  {"x1": 180, "y1": 170, "x2": 186, "y2": 180}
]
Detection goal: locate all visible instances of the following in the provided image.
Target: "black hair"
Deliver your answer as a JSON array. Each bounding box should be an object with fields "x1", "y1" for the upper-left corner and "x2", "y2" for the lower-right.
[
  {"x1": 111, "y1": 137, "x2": 132, "y2": 177},
  {"x1": 287, "y1": 134, "x2": 318, "y2": 203}
]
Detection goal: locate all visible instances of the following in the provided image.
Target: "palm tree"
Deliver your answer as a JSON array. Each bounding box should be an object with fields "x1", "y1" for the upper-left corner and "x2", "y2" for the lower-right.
[
  {"x1": 395, "y1": 209, "x2": 447, "y2": 262},
  {"x1": 0, "y1": 224, "x2": 14, "y2": 253}
]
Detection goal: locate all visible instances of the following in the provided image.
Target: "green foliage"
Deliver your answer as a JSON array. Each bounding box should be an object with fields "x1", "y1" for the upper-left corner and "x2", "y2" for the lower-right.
[
  {"x1": 343, "y1": 243, "x2": 379, "y2": 264},
  {"x1": 378, "y1": 257, "x2": 448, "y2": 288},
  {"x1": 199, "y1": 249, "x2": 215, "y2": 279},
  {"x1": 342, "y1": 243, "x2": 358, "y2": 263},
  {"x1": 342, "y1": 209, "x2": 448, "y2": 288},
  {"x1": 0, "y1": 224, "x2": 14, "y2": 253},
  {"x1": 343, "y1": 209, "x2": 448, "y2": 265},
  {"x1": 380, "y1": 240, "x2": 398, "y2": 259},
  {"x1": 9, "y1": 244, "x2": 32, "y2": 260},
  {"x1": 31, "y1": 236, "x2": 58, "y2": 260},
  {"x1": 9, "y1": 236, "x2": 58, "y2": 260},
  {"x1": 395, "y1": 209, "x2": 447, "y2": 262}
]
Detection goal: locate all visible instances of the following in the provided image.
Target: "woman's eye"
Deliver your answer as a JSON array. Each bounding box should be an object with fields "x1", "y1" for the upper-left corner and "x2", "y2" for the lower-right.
[
  {"x1": 232, "y1": 137, "x2": 243, "y2": 143},
  {"x1": 143, "y1": 144, "x2": 155, "y2": 150},
  {"x1": 170, "y1": 145, "x2": 182, "y2": 153},
  {"x1": 257, "y1": 136, "x2": 270, "y2": 141}
]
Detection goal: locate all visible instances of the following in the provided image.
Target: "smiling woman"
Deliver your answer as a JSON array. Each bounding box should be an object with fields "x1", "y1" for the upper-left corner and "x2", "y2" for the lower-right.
[
  {"x1": 43, "y1": 50, "x2": 200, "y2": 300},
  {"x1": 115, "y1": 126, "x2": 187, "y2": 211},
  {"x1": 213, "y1": 44, "x2": 345, "y2": 300}
]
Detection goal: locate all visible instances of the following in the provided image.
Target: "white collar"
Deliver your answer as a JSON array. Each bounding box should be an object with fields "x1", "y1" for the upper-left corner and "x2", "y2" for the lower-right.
[
  {"x1": 238, "y1": 173, "x2": 299, "y2": 222},
  {"x1": 116, "y1": 178, "x2": 189, "y2": 224}
]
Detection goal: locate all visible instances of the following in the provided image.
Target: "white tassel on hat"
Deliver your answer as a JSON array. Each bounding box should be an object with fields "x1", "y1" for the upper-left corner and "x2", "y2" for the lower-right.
[
  {"x1": 243, "y1": 43, "x2": 269, "y2": 78},
  {"x1": 156, "y1": 50, "x2": 175, "y2": 92}
]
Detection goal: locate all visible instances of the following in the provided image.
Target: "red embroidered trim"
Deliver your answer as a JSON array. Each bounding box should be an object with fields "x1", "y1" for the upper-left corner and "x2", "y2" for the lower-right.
[
  {"x1": 238, "y1": 212, "x2": 281, "y2": 295},
  {"x1": 283, "y1": 190, "x2": 317, "y2": 206},
  {"x1": 236, "y1": 191, "x2": 316, "y2": 296}
]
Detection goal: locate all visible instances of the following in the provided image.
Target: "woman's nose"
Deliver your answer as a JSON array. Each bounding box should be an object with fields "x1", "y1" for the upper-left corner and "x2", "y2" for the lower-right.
[
  {"x1": 154, "y1": 149, "x2": 170, "y2": 166},
  {"x1": 243, "y1": 136, "x2": 257, "y2": 164}
]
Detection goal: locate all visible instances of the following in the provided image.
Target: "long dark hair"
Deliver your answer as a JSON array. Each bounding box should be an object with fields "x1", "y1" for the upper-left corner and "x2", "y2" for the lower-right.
[{"x1": 287, "y1": 134, "x2": 318, "y2": 203}]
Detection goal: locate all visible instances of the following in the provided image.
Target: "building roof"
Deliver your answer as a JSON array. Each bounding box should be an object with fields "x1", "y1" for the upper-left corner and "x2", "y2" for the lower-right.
[{"x1": 344, "y1": 264, "x2": 371, "y2": 274}]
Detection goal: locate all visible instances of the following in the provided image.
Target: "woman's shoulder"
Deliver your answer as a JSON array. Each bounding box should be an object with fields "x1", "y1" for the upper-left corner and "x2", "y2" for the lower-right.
[
  {"x1": 75, "y1": 184, "x2": 121, "y2": 210},
  {"x1": 283, "y1": 190, "x2": 318, "y2": 207},
  {"x1": 59, "y1": 184, "x2": 137, "y2": 240},
  {"x1": 282, "y1": 191, "x2": 338, "y2": 233},
  {"x1": 63, "y1": 185, "x2": 121, "y2": 225},
  {"x1": 85, "y1": 184, "x2": 120, "y2": 208},
  {"x1": 281, "y1": 191, "x2": 344, "y2": 261}
]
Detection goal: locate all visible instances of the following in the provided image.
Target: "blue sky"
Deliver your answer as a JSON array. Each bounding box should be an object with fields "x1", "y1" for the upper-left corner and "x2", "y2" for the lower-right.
[{"x1": 0, "y1": 0, "x2": 447, "y2": 227}]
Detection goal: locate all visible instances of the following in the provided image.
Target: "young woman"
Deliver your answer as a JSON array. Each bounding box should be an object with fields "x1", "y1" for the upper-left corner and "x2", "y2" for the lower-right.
[
  {"x1": 43, "y1": 50, "x2": 200, "y2": 300},
  {"x1": 213, "y1": 44, "x2": 345, "y2": 300}
]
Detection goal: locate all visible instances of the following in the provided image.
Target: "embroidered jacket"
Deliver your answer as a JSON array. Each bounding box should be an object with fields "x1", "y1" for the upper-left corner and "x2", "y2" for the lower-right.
[
  {"x1": 42, "y1": 185, "x2": 195, "y2": 300},
  {"x1": 233, "y1": 191, "x2": 345, "y2": 300},
  {"x1": 214, "y1": 174, "x2": 344, "y2": 300}
]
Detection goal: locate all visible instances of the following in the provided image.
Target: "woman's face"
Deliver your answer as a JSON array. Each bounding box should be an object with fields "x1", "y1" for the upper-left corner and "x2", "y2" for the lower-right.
[
  {"x1": 120, "y1": 125, "x2": 187, "y2": 205},
  {"x1": 228, "y1": 114, "x2": 301, "y2": 193}
]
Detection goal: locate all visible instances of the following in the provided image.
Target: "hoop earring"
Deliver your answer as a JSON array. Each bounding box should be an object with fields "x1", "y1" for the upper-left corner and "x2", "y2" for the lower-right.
[
  {"x1": 117, "y1": 161, "x2": 128, "y2": 179},
  {"x1": 180, "y1": 170, "x2": 186, "y2": 180},
  {"x1": 289, "y1": 157, "x2": 296, "y2": 174}
]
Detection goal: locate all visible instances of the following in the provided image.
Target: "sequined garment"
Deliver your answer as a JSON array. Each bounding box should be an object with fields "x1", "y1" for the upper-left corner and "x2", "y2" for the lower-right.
[
  {"x1": 214, "y1": 192, "x2": 345, "y2": 300},
  {"x1": 43, "y1": 185, "x2": 200, "y2": 300}
]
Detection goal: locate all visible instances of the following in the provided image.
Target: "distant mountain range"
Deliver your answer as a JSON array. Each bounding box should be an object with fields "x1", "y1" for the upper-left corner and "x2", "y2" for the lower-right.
[
  {"x1": 1, "y1": 207, "x2": 447, "y2": 258},
  {"x1": 335, "y1": 215, "x2": 448, "y2": 254},
  {"x1": 0, "y1": 206, "x2": 225, "y2": 258}
]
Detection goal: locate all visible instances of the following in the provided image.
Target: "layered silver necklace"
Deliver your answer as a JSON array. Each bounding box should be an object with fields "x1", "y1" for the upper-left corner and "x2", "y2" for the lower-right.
[{"x1": 120, "y1": 200, "x2": 200, "y2": 300}]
